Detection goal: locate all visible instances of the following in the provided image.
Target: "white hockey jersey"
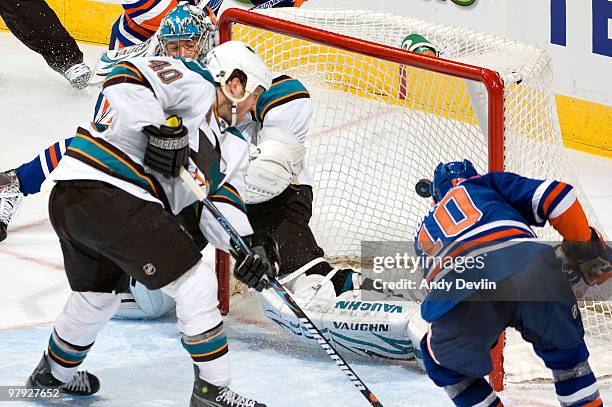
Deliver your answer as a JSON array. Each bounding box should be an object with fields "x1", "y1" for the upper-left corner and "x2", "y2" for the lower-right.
[
  {"x1": 238, "y1": 73, "x2": 314, "y2": 186},
  {"x1": 51, "y1": 56, "x2": 252, "y2": 251}
]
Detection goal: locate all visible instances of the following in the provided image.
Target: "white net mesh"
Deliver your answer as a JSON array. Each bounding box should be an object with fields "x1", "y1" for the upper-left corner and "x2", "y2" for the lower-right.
[{"x1": 230, "y1": 8, "x2": 612, "y2": 383}]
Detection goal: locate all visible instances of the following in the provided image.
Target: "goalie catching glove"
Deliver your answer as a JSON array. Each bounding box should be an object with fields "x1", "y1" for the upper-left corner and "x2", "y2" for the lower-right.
[
  {"x1": 556, "y1": 227, "x2": 612, "y2": 286},
  {"x1": 143, "y1": 115, "x2": 190, "y2": 177},
  {"x1": 232, "y1": 232, "x2": 280, "y2": 291},
  {"x1": 246, "y1": 126, "x2": 306, "y2": 204}
]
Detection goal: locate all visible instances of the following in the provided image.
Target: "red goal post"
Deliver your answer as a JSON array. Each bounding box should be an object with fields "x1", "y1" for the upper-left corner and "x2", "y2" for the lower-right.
[{"x1": 215, "y1": 7, "x2": 507, "y2": 390}]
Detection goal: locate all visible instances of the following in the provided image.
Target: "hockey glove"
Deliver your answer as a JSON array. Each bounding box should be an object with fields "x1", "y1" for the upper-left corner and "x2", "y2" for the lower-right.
[
  {"x1": 557, "y1": 227, "x2": 612, "y2": 286},
  {"x1": 143, "y1": 116, "x2": 190, "y2": 177},
  {"x1": 232, "y1": 232, "x2": 280, "y2": 292}
]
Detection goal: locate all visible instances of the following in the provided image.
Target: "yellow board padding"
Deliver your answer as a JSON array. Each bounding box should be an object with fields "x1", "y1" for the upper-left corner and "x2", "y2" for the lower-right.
[
  {"x1": 0, "y1": 3, "x2": 609, "y2": 157},
  {"x1": 234, "y1": 25, "x2": 478, "y2": 125},
  {"x1": 0, "y1": 0, "x2": 121, "y2": 46},
  {"x1": 556, "y1": 95, "x2": 612, "y2": 158},
  {"x1": 235, "y1": 24, "x2": 611, "y2": 158}
]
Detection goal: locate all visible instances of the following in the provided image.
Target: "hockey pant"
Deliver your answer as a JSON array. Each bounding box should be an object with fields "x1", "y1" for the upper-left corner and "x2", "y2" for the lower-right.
[
  {"x1": 421, "y1": 298, "x2": 602, "y2": 407},
  {"x1": 46, "y1": 261, "x2": 231, "y2": 386},
  {"x1": 0, "y1": 0, "x2": 83, "y2": 74}
]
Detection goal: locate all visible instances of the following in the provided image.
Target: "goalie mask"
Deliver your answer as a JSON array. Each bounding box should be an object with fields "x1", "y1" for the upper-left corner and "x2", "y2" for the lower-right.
[
  {"x1": 432, "y1": 159, "x2": 478, "y2": 202},
  {"x1": 157, "y1": 3, "x2": 218, "y2": 61}
]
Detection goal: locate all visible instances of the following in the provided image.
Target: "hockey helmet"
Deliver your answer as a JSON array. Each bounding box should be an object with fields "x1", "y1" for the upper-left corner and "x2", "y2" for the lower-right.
[
  {"x1": 432, "y1": 160, "x2": 478, "y2": 202},
  {"x1": 158, "y1": 3, "x2": 217, "y2": 59},
  {"x1": 401, "y1": 33, "x2": 439, "y2": 57},
  {"x1": 204, "y1": 40, "x2": 273, "y2": 102}
]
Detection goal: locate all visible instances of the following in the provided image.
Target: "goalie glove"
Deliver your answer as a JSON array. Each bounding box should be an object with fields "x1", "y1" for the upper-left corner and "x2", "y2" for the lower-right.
[
  {"x1": 143, "y1": 116, "x2": 190, "y2": 178},
  {"x1": 232, "y1": 232, "x2": 280, "y2": 292},
  {"x1": 557, "y1": 227, "x2": 612, "y2": 286},
  {"x1": 246, "y1": 126, "x2": 306, "y2": 204}
]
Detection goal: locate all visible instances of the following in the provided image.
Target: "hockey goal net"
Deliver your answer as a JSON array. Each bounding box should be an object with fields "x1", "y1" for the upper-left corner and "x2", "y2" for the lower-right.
[{"x1": 216, "y1": 7, "x2": 612, "y2": 389}]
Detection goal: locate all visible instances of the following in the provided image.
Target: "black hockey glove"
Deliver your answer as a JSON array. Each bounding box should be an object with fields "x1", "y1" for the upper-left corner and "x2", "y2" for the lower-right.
[
  {"x1": 557, "y1": 227, "x2": 612, "y2": 286},
  {"x1": 143, "y1": 115, "x2": 190, "y2": 177},
  {"x1": 232, "y1": 233, "x2": 280, "y2": 292}
]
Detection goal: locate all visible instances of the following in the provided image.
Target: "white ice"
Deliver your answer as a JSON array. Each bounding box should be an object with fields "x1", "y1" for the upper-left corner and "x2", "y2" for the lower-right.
[{"x1": 0, "y1": 31, "x2": 611, "y2": 406}]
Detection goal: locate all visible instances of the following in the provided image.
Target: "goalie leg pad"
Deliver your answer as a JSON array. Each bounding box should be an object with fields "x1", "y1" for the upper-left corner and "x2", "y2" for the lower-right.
[
  {"x1": 113, "y1": 279, "x2": 175, "y2": 320},
  {"x1": 259, "y1": 285, "x2": 421, "y2": 361}
]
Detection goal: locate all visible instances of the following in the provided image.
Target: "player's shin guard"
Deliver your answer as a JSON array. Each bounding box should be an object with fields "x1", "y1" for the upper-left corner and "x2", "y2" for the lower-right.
[
  {"x1": 161, "y1": 261, "x2": 230, "y2": 386},
  {"x1": 48, "y1": 292, "x2": 120, "y2": 382},
  {"x1": 182, "y1": 322, "x2": 230, "y2": 387},
  {"x1": 535, "y1": 343, "x2": 602, "y2": 407},
  {"x1": 421, "y1": 336, "x2": 503, "y2": 407}
]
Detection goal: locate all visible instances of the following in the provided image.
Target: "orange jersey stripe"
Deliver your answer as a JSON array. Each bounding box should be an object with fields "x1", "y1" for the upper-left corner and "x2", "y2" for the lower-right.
[
  {"x1": 124, "y1": 13, "x2": 154, "y2": 39},
  {"x1": 581, "y1": 398, "x2": 603, "y2": 407},
  {"x1": 142, "y1": 0, "x2": 177, "y2": 32},
  {"x1": 542, "y1": 182, "x2": 568, "y2": 216},
  {"x1": 129, "y1": 0, "x2": 157, "y2": 14},
  {"x1": 49, "y1": 144, "x2": 59, "y2": 168},
  {"x1": 426, "y1": 228, "x2": 530, "y2": 282},
  {"x1": 549, "y1": 200, "x2": 591, "y2": 241}
]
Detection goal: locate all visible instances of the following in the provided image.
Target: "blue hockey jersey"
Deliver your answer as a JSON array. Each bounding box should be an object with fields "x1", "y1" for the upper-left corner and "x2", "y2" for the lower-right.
[{"x1": 414, "y1": 172, "x2": 590, "y2": 322}]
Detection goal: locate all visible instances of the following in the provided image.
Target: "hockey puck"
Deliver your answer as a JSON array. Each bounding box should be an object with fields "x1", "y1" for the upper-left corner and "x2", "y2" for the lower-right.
[{"x1": 415, "y1": 179, "x2": 432, "y2": 198}]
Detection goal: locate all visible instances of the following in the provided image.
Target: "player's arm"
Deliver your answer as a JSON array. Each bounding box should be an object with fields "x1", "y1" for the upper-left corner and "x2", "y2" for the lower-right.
[
  {"x1": 102, "y1": 61, "x2": 166, "y2": 131},
  {"x1": 254, "y1": 75, "x2": 312, "y2": 144},
  {"x1": 483, "y1": 172, "x2": 589, "y2": 239},
  {"x1": 485, "y1": 172, "x2": 610, "y2": 284},
  {"x1": 196, "y1": 127, "x2": 280, "y2": 290}
]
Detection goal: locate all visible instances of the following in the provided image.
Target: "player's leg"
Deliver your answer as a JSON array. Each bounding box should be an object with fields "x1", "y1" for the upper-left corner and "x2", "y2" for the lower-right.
[
  {"x1": 246, "y1": 184, "x2": 355, "y2": 294},
  {"x1": 511, "y1": 251, "x2": 603, "y2": 407},
  {"x1": 40, "y1": 180, "x2": 264, "y2": 405},
  {"x1": 0, "y1": 0, "x2": 90, "y2": 88},
  {"x1": 112, "y1": 203, "x2": 207, "y2": 320},
  {"x1": 422, "y1": 300, "x2": 507, "y2": 406},
  {"x1": 27, "y1": 184, "x2": 128, "y2": 395}
]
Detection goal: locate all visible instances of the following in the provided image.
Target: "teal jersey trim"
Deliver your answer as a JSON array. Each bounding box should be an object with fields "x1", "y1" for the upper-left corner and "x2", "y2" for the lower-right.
[
  {"x1": 225, "y1": 126, "x2": 245, "y2": 141},
  {"x1": 66, "y1": 129, "x2": 164, "y2": 202},
  {"x1": 210, "y1": 183, "x2": 246, "y2": 213},
  {"x1": 255, "y1": 77, "x2": 309, "y2": 122},
  {"x1": 107, "y1": 62, "x2": 143, "y2": 82},
  {"x1": 179, "y1": 58, "x2": 216, "y2": 85}
]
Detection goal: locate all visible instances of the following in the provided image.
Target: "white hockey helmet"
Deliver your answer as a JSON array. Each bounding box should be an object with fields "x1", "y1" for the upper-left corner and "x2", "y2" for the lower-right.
[{"x1": 204, "y1": 40, "x2": 273, "y2": 103}]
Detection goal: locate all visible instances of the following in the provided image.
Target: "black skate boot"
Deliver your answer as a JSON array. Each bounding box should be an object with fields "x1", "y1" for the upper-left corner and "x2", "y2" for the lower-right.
[
  {"x1": 190, "y1": 365, "x2": 266, "y2": 407},
  {"x1": 26, "y1": 354, "x2": 100, "y2": 396}
]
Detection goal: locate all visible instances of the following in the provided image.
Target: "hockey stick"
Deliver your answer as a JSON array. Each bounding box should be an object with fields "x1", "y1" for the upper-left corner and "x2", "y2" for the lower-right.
[
  {"x1": 249, "y1": 0, "x2": 298, "y2": 10},
  {"x1": 179, "y1": 164, "x2": 384, "y2": 407}
]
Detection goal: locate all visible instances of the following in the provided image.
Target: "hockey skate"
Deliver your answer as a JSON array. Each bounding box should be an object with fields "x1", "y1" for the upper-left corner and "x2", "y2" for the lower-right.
[
  {"x1": 0, "y1": 170, "x2": 23, "y2": 242},
  {"x1": 63, "y1": 62, "x2": 92, "y2": 89},
  {"x1": 190, "y1": 365, "x2": 266, "y2": 407},
  {"x1": 26, "y1": 354, "x2": 100, "y2": 396}
]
